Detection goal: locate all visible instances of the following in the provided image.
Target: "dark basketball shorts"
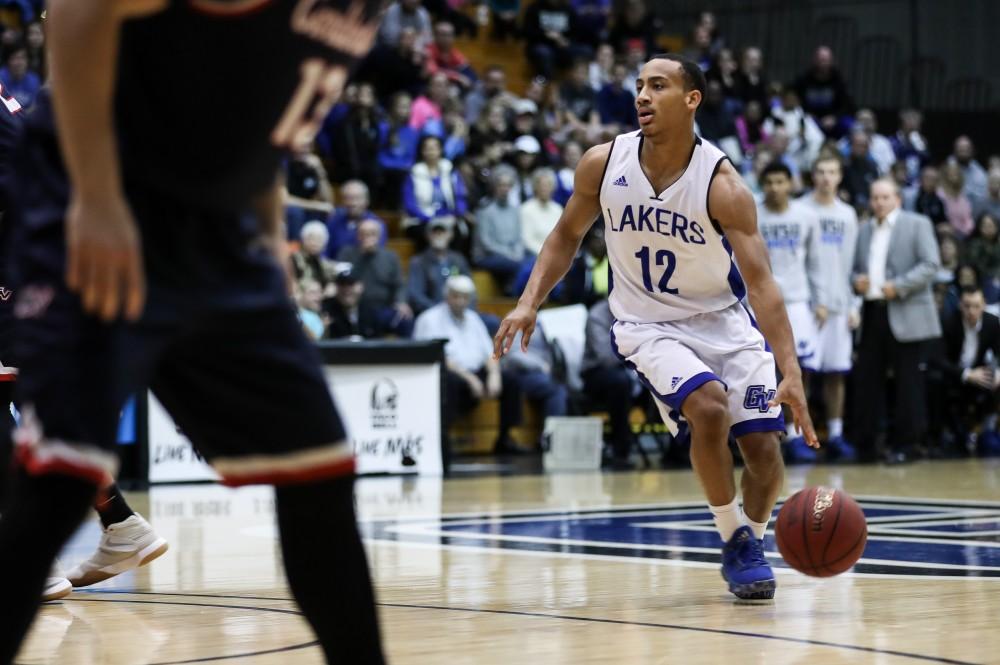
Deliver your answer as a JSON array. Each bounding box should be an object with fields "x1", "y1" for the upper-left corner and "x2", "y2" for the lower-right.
[{"x1": 8, "y1": 186, "x2": 352, "y2": 487}]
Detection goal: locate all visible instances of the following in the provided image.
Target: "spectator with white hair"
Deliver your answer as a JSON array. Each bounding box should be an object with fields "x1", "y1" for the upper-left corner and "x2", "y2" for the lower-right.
[
  {"x1": 520, "y1": 168, "x2": 563, "y2": 256},
  {"x1": 324, "y1": 180, "x2": 388, "y2": 259},
  {"x1": 414, "y1": 275, "x2": 503, "y2": 469},
  {"x1": 292, "y1": 222, "x2": 339, "y2": 297}
]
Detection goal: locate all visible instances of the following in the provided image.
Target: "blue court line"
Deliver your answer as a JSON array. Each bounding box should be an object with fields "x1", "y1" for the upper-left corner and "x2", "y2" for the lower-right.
[{"x1": 73, "y1": 591, "x2": 980, "y2": 665}]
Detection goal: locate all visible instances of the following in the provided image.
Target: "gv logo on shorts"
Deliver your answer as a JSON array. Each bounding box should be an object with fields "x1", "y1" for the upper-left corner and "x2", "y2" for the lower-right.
[{"x1": 743, "y1": 385, "x2": 776, "y2": 413}]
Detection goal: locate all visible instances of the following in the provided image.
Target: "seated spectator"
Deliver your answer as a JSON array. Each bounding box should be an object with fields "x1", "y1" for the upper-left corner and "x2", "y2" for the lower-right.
[
  {"x1": 426, "y1": 21, "x2": 477, "y2": 90},
  {"x1": 707, "y1": 48, "x2": 740, "y2": 110},
  {"x1": 572, "y1": 0, "x2": 612, "y2": 47},
  {"x1": 964, "y1": 213, "x2": 1000, "y2": 297},
  {"x1": 842, "y1": 129, "x2": 879, "y2": 212},
  {"x1": 763, "y1": 88, "x2": 823, "y2": 176},
  {"x1": 939, "y1": 161, "x2": 975, "y2": 238},
  {"x1": 489, "y1": 0, "x2": 521, "y2": 41},
  {"x1": 296, "y1": 280, "x2": 328, "y2": 341},
  {"x1": 522, "y1": 0, "x2": 589, "y2": 79},
  {"x1": 936, "y1": 235, "x2": 960, "y2": 287},
  {"x1": 733, "y1": 46, "x2": 769, "y2": 109},
  {"x1": 735, "y1": 100, "x2": 768, "y2": 158},
  {"x1": 520, "y1": 168, "x2": 563, "y2": 256},
  {"x1": 555, "y1": 140, "x2": 582, "y2": 205},
  {"x1": 597, "y1": 62, "x2": 637, "y2": 132},
  {"x1": 359, "y1": 26, "x2": 429, "y2": 102},
  {"x1": 337, "y1": 219, "x2": 414, "y2": 337},
  {"x1": 409, "y1": 72, "x2": 452, "y2": 132},
  {"x1": 325, "y1": 270, "x2": 382, "y2": 340},
  {"x1": 928, "y1": 287, "x2": 1000, "y2": 456},
  {"x1": 511, "y1": 134, "x2": 542, "y2": 204},
  {"x1": 403, "y1": 134, "x2": 468, "y2": 243},
  {"x1": 292, "y1": 222, "x2": 340, "y2": 296},
  {"x1": 973, "y1": 169, "x2": 1000, "y2": 221},
  {"x1": 378, "y1": 0, "x2": 433, "y2": 50},
  {"x1": 559, "y1": 58, "x2": 601, "y2": 140},
  {"x1": 284, "y1": 150, "x2": 335, "y2": 240},
  {"x1": 464, "y1": 65, "x2": 518, "y2": 125},
  {"x1": 413, "y1": 275, "x2": 502, "y2": 468},
  {"x1": 696, "y1": 80, "x2": 740, "y2": 162},
  {"x1": 560, "y1": 222, "x2": 609, "y2": 306},
  {"x1": 682, "y1": 24, "x2": 714, "y2": 73},
  {"x1": 951, "y1": 135, "x2": 988, "y2": 201},
  {"x1": 473, "y1": 168, "x2": 524, "y2": 293},
  {"x1": 499, "y1": 324, "x2": 569, "y2": 451},
  {"x1": 608, "y1": 0, "x2": 660, "y2": 56},
  {"x1": 588, "y1": 43, "x2": 615, "y2": 92},
  {"x1": 327, "y1": 82, "x2": 381, "y2": 184},
  {"x1": 846, "y1": 108, "x2": 896, "y2": 176},
  {"x1": 325, "y1": 181, "x2": 388, "y2": 259},
  {"x1": 794, "y1": 45, "x2": 854, "y2": 138},
  {"x1": 376, "y1": 92, "x2": 421, "y2": 208},
  {"x1": 904, "y1": 165, "x2": 947, "y2": 225},
  {"x1": 24, "y1": 20, "x2": 44, "y2": 78},
  {"x1": 581, "y1": 299, "x2": 639, "y2": 468},
  {"x1": 408, "y1": 220, "x2": 472, "y2": 315},
  {"x1": 469, "y1": 102, "x2": 515, "y2": 159},
  {"x1": 0, "y1": 44, "x2": 40, "y2": 106},
  {"x1": 891, "y1": 108, "x2": 930, "y2": 184},
  {"x1": 941, "y1": 264, "x2": 982, "y2": 320},
  {"x1": 764, "y1": 127, "x2": 802, "y2": 193}
]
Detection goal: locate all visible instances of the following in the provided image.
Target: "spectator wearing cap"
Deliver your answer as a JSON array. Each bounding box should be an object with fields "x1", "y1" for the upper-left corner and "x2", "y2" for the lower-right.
[
  {"x1": 413, "y1": 274, "x2": 503, "y2": 468},
  {"x1": 408, "y1": 220, "x2": 473, "y2": 315},
  {"x1": 426, "y1": 21, "x2": 477, "y2": 90},
  {"x1": 793, "y1": 46, "x2": 854, "y2": 138},
  {"x1": 378, "y1": 0, "x2": 434, "y2": 50},
  {"x1": 511, "y1": 99, "x2": 544, "y2": 144},
  {"x1": 376, "y1": 93, "x2": 421, "y2": 208},
  {"x1": 403, "y1": 134, "x2": 468, "y2": 243},
  {"x1": 464, "y1": 65, "x2": 518, "y2": 125},
  {"x1": 292, "y1": 222, "x2": 340, "y2": 297},
  {"x1": 511, "y1": 134, "x2": 543, "y2": 204},
  {"x1": 554, "y1": 140, "x2": 582, "y2": 205},
  {"x1": 903, "y1": 165, "x2": 947, "y2": 225},
  {"x1": 974, "y1": 169, "x2": 1000, "y2": 222},
  {"x1": 473, "y1": 167, "x2": 524, "y2": 293},
  {"x1": 520, "y1": 168, "x2": 562, "y2": 257},
  {"x1": 337, "y1": 218, "x2": 414, "y2": 337},
  {"x1": 296, "y1": 279, "x2": 328, "y2": 341},
  {"x1": 939, "y1": 161, "x2": 975, "y2": 239},
  {"x1": 325, "y1": 270, "x2": 383, "y2": 339},
  {"x1": 951, "y1": 136, "x2": 989, "y2": 201},
  {"x1": 522, "y1": 0, "x2": 589, "y2": 79},
  {"x1": 597, "y1": 62, "x2": 637, "y2": 132},
  {"x1": 324, "y1": 181, "x2": 388, "y2": 259},
  {"x1": 891, "y1": 109, "x2": 930, "y2": 185}
]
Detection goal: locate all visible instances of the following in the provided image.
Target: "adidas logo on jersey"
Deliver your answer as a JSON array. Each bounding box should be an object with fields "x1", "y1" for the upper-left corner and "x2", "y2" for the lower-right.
[
  {"x1": 670, "y1": 376, "x2": 682, "y2": 390},
  {"x1": 613, "y1": 175, "x2": 628, "y2": 187}
]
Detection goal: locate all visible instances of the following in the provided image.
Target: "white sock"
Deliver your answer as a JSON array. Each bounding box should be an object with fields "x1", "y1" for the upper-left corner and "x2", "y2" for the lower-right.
[
  {"x1": 828, "y1": 418, "x2": 843, "y2": 439},
  {"x1": 745, "y1": 514, "x2": 769, "y2": 540},
  {"x1": 709, "y1": 498, "x2": 745, "y2": 542}
]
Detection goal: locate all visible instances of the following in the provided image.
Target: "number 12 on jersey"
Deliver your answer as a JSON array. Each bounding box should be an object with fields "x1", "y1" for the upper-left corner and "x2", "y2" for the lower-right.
[{"x1": 635, "y1": 246, "x2": 679, "y2": 294}]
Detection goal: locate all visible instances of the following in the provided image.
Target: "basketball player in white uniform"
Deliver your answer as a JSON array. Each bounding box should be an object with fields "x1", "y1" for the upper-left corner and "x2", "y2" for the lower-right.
[
  {"x1": 756, "y1": 161, "x2": 824, "y2": 463},
  {"x1": 494, "y1": 55, "x2": 818, "y2": 600},
  {"x1": 801, "y1": 155, "x2": 859, "y2": 461}
]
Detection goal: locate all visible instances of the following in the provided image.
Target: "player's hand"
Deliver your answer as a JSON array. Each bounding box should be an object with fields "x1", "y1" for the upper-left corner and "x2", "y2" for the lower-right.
[
  {"x1": 768, "y1": 373, "x2": 819, "y2": 448},
  {"x1": 814, "y1": 304, "x2": 829, "y2": 326},
  {"x1": 66, "y1": 194, "x2": 146, "y2": 322},
  {"x1": 853, "y1": 274, "x2": 870, "y2": 295},
  {"x1": 882, "y1": 281, "x2": 898, "y2": 300},
  {"x1": 493, "y1": 302, "x2": 537, "y2": 359}
]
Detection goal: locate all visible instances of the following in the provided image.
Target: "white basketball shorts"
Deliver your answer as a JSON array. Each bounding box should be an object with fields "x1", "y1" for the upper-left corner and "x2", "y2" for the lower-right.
[
  {"x1": 815, "y1": 312, "x2": 853, "y2": 372},
  {"x1": 610, "y1": 302, "x2": 784, "y2": 438},
  {"x1": 785, "y1": 301, "x2": 819, "y2": 372}
]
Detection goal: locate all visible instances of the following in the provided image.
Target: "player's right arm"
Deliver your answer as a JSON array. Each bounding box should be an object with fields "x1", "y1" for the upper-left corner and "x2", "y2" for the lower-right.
[
  {"x1": 492, "y1": 142, "x2": 609, "y2": 358},
  {"x1": 48, "y1": 0, "x2": 165, "y2": 322}
]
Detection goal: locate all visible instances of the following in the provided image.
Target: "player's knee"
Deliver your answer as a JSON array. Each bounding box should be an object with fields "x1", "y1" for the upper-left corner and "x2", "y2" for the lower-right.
[
  {"x1": 739, "y1": 432, "x2": 784, "y2": 474},
  {"x1": 683, "y1": 384, "x2": 731, "y2": 435}
]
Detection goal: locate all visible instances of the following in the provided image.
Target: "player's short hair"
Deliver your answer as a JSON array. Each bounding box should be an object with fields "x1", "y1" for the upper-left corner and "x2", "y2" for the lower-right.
[
  {"x1": 648, "y1": 53, "x2": 706, "y2": 98},
  {"x1": 760, "y1": 161, "x2": 793, "y2": 181}
]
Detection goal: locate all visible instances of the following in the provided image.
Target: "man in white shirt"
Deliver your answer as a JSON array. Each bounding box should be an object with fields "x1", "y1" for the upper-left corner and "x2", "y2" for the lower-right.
[{"x1": 852, "y1": 179, "x2": 941, "y2": 463}]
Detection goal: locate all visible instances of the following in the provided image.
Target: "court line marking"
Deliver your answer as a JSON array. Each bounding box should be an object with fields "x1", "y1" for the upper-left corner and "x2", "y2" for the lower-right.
[
  {"x1": 35, "y1": 597, "x2": 318, "y2": 665},
  {"x1": 73, "y1": 591, "x2": 980, "y2": 665}
]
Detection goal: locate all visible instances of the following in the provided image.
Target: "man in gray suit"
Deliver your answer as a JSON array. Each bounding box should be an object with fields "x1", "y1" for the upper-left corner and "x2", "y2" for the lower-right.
[{"x1": 852, "y1": 178, "x2": 942, "y2": 463}]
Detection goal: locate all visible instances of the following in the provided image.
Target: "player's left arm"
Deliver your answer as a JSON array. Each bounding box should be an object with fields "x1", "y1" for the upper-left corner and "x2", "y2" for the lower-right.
[{"x1": 711, "y1": 162, "x2": 818, "y2": 446}]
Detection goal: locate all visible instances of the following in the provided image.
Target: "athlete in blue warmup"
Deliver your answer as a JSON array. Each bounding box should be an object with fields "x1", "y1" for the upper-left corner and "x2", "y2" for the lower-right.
[
  {"x1": 0, "y1": 1, "x2": 387, "y2": 662},
  {"x1": 494, "y1": 54, "x2": 819, "y2": 600}
]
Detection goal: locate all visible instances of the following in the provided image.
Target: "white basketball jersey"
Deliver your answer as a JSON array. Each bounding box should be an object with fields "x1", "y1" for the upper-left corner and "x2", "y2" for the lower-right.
[{"x1": 600, "y1": 131, "x2": 741, "y2": 323}]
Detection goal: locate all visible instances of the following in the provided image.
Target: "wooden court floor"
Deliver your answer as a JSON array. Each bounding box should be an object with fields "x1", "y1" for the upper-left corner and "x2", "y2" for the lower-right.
[{"x1": 18, "y1": 458, "x2": 1000, "y2": 664}]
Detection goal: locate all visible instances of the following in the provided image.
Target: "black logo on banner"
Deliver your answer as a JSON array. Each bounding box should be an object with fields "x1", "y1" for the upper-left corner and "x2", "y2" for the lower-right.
[{"x1": 370, "y1": 378, "x2": 399, "y2": 429}]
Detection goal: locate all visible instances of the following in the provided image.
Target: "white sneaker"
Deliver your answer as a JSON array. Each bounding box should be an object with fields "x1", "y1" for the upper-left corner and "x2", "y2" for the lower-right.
[
  {"x1": 66, "y1": 514, "x2": 169, "y2": 587},
  {"x1": 43, "y1": 561, "x2": 72, "y2": 601}
]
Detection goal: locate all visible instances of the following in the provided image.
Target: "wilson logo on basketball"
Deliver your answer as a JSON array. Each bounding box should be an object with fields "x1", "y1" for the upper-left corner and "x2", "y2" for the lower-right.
[{"x1": 811, "y1": 487, "x2": 836, "y2": 532}]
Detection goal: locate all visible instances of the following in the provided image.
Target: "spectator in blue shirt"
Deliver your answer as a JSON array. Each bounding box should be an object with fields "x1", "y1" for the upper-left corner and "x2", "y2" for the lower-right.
[
  {"x1": 403, "y1": 134, "x2": 468, "y2": 245},
  {"x1": 0, "y1": 45, "x2": 40, "y2": 107},
  {"x1": 377, "y1": 92, "x2": 420, "y2": 207},
  {"x1": 324, "y1": 180, "x2": 388, "y2": 259},
  {"x1": 596, "y1": 62, "x2": 636, "y2": 131}
]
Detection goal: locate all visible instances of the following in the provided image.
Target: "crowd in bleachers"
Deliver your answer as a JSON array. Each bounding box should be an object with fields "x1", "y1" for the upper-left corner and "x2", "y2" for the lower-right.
[{"x1": 2, "y1": 1, "x2": 998, "y2": 465}]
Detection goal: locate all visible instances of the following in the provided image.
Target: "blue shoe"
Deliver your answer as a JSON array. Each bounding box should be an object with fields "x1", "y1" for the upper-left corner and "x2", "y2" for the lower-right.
[
  {"x1": 826, "y1": 436, "x2": 857, "y2": 461},
  {"x1": 785, "y1": 436, "x2": 817, "y2": 464},
  {"x1": 978, "y1": 430, "x2": 1000, "y2": 457},
  {"x1": 721, "y1": 526, "x2": 776, "y2": 600}
]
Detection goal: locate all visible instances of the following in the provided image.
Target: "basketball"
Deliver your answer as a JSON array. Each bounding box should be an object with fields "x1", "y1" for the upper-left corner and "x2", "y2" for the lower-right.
[{"x1": 775, "y1": 487, "x2": 868, "y2": 577}]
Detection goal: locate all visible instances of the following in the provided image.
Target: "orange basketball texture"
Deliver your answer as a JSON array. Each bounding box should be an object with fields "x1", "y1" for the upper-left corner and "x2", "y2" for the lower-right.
[{"x1": 775, "y1": 487, "x2": 868, "y2": 577}]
